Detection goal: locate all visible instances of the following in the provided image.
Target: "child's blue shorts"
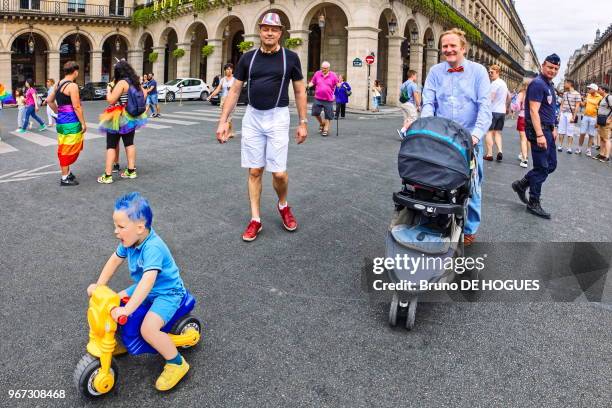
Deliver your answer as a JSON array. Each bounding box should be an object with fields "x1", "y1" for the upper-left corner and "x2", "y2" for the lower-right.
[{"x1": 125, "y1": 286, "x2": 186, "y2": 324}]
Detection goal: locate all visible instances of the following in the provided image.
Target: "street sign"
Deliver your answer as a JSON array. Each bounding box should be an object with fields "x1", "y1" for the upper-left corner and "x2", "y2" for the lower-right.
[
  {"x1": 365, "y1": 55, "x2": 375, "y2": 65},
  {"x1": 352, "y1": 58, "x2": 363, "y2": 67}
]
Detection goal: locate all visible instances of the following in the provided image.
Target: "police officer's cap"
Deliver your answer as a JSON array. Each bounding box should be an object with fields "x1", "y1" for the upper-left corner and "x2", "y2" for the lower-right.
[{"x1": 544, "y1": 54, "x2": 560, "y2": 66}]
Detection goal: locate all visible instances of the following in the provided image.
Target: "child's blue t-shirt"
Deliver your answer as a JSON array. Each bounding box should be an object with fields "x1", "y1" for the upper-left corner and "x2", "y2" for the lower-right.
[{"x1": 115, "y1": 229, "x2": 185, "y2": 297}]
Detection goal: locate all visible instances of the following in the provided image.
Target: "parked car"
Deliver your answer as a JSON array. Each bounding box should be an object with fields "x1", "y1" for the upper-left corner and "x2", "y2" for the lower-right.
[
  {"x1": 209, "y1": 82, "x2": 249, "y2": 106},
  {"x1": 80, "y1": 82, "x2": 108, "y2": 100},
  {"x1": 157, "y1": 78, "x2": 211, "y2": 102}
]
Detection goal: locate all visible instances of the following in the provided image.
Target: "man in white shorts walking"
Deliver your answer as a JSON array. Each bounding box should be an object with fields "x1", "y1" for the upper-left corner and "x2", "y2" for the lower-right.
[
  {"x1": 216, "y1": 12, "x2": 308, "y2": 242},
  {"x1": 557, "y1": 79, "x2": 581, "y2": 153}
]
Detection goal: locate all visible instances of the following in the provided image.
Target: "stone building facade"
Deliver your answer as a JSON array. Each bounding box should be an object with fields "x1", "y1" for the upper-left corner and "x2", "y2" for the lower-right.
[
  {"x1": 2, "y1": 0, "x2": 530, "y2": 109},
  {"x1": 565, "y1": 25, "x2": 612, "y2": 93},
  {"x1": 523, "y1": 36, "x2": 539, "y2": 79}
]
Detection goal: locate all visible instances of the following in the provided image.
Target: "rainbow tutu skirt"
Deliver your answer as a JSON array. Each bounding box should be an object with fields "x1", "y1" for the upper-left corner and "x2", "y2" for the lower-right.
[{"x1": 99, "y1": 104, "x2": 147, "y2": 134}]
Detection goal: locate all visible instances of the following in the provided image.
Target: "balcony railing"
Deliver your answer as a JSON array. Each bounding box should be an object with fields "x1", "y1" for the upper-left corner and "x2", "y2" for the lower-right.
[{"x1": 0, "y1": 0, "x2": 133, "y2": 18}]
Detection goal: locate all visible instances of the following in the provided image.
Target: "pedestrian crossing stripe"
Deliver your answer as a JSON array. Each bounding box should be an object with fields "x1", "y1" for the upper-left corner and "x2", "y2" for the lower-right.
[
  {"x1": 175, "y1": 111, "x2": 222, "y2": 118},
  {"x1": 149, "y1": 117, "x2": 199, "y2": 125},
  {"x1": 144, "y1": 122, "x2": 172, "y2": 129},
  {"x1": 163, "y1": 113, "x2": 217, "y2": 122},
  {"x1": 0, "y1": 141, "x2": 19, "y2": 154},
  {"x1": 10, "y1": 130, "x2": 56, "y2": 146},
  {"x1": 193, "y1": 109, "x2": 244, "y2": 115}
]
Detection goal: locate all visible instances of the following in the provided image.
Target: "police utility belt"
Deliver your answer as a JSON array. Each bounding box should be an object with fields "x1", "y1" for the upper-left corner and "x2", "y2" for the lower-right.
[
  {"x1": 525, "y1": 121, "x2": 554, "y2": 143},
  {"x1": 525, "y1": 121, "x2": 555, "y2": 131}
]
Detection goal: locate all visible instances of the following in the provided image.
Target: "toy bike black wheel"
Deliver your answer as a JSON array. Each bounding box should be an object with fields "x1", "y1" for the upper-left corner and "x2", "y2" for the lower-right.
[
  {"x1": 171, "y1": 315, "x2": 202, "y2": 349},
  {"x1": 405, "y1": 299, "x2": 417, "y2": 331},
  {"x1": 74, "y1": 353, "x2": 119, "y2": 398},
  {"x1": 388, "y1": 293, "x2": 399, "y2": 327}
]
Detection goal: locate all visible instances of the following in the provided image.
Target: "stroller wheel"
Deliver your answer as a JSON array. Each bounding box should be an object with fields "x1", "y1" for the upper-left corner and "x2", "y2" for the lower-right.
[
  {"x1": 405, "y1": 299, "x2": 417, "y2": 331},
  {"x1": 388, "y1": 293, "x2": 399, "y2": 327}
]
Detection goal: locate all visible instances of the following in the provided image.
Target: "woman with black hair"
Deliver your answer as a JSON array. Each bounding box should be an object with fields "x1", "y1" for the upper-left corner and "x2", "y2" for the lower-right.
[
  {"x1": 208, "y1": 63, "x2": 236, "y2": 138},
  {"x1": 97, "y1": 60, "x2": 148, "y2": 184},
  {"x1": 16, "y1": 79, "x2": 46, "y2": 133}
]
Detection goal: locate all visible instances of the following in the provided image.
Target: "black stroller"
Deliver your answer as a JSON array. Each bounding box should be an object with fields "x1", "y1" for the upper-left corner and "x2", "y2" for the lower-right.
[{"x1": 386, "y1": 117, "x2": 475, "y2": 330}]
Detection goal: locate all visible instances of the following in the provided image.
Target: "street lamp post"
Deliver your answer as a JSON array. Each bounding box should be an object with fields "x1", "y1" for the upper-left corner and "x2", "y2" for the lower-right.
[
  {"x1": 388, "y1": 17, "x2": 397, "y2": 36},
  {"x1": 75, "y1": 27, "x2": 81, "y2": 53},
  {"x1": 223, "y1": 6, "x2": 231, "y2": 74},
  {"x1": 318, "y1": 9, "x2": 325, "y2": 61},
  {"x1": 388, "y1": 0, "x2": 397, "y2": 36},
  {"x1": 27, "y1": 27, "x2": 35, "y2": 54}
]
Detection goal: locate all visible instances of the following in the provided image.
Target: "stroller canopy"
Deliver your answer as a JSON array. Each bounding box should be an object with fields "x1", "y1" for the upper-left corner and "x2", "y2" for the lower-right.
[{"x1": 398, "y1": 117, "x2": 473, "y2": 190}]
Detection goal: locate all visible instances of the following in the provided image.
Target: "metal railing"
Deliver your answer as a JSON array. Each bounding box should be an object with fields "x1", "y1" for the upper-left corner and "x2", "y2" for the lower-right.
[{"x1": 0, "y1": 0, "x2": 133, "y2": 18}]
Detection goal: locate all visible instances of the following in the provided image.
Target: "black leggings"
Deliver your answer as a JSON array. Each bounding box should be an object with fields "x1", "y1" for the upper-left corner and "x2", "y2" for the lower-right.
[
  {"x1": 106, "y1": 130, "x2": 135, "y2": 150},
  {"x1": 335, "y1": 103, "x2": 346, "y2": 118}
]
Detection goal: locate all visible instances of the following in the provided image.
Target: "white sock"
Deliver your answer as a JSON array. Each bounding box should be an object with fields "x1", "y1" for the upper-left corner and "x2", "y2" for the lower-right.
[
  {"x1": 251, "y1": 217, "x2": 261, "y2": 223},
  {"x1": 278, "y1": 202, "x2": 288, "y2": 210},
  {"x1": 61, "y1": 175, "x2": 69, "y2": 181}
]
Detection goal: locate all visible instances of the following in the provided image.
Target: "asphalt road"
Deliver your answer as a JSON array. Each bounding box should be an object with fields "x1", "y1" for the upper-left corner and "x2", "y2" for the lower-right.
[{"x1": 0, "y1": 101, "x2": 610, "y2": 407}]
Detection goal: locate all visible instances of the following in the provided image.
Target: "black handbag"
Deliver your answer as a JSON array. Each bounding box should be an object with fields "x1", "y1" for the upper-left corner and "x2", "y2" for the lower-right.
[{"x1": 596, "y1": 95, "x2": 611, "y2": 126}]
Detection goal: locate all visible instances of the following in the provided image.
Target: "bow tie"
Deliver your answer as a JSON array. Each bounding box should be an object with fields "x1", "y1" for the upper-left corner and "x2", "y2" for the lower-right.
[{"x1": 447, "y1": 66, "x2": 464, "y2": 73}]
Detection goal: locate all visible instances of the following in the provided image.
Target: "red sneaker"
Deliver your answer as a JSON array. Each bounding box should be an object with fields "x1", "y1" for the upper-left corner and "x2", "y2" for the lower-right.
[
  {"x1": 278, "y1": 204, "x2": 297, "y2": 231},
  {"x1": 464, "y1": 234, "x2": 476, "y2": 247},
  {"x1": 242, "y1": 220, "x2": 262, "y2": 242}
]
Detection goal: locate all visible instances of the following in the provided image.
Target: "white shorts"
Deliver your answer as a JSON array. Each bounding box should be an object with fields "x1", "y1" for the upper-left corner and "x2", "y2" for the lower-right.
[
  {"x1": 558, "y1": 111, "x2": 576, "y2": 136},
  {"x1": 400, "y1": 102, "x2": 419, "y2": 122},
  {"x1": 580, "y1": 115, "x2": 597, "y2": 137},
  {"x1": 241, "y1": 105, "x2": 290, "y2": 172}
]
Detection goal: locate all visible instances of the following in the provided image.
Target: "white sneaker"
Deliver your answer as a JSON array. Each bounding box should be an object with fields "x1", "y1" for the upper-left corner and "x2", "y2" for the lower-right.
[
  {"x1": 557, "y1": 146, "x2": 563, "y2": 152},
  {"x1": 567, "y1": 148, "x2": 573, "y2": 154},
  {"x1": 519, "y1": 160, "x2": 528, "y2": 168},
  {"x1": 575, "y1": 149, "x2": 582, "y2": 155},
  {"x1": 586, "y1": 149, "x2": 592, "y2": 157}
]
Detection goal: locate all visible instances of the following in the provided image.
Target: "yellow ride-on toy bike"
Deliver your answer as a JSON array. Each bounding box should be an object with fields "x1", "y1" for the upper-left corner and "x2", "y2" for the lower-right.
[{"x1": 74, "y1": 285, "x2": 201, "y2": 397}]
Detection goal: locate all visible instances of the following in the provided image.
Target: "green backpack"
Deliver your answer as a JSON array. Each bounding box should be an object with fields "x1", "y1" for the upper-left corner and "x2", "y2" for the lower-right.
[{"x1": 399, "y1": 85, "x2": 410, "y2": 104}]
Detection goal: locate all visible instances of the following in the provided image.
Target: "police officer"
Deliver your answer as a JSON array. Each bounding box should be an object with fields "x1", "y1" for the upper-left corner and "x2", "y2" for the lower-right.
[{"x1": 511, "y1": 54, "x2": 561, "y2": 219}]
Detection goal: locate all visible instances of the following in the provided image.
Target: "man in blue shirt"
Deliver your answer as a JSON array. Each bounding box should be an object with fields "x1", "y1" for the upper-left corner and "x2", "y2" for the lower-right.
[
  {"x1": 421, "y1": 28, "x2": 492, "y2": 246},
  {"x1": 511, "y1": 54, "x2": 561, "y2": 219},
  {"x1": 146, "y1": 73, "x2": 160, "y2": 118}
]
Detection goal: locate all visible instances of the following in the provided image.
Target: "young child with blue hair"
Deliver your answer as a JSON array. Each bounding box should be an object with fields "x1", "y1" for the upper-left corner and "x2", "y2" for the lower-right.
[{"x1": 87, "y1": 192, "x2": 190, "y2": 391}]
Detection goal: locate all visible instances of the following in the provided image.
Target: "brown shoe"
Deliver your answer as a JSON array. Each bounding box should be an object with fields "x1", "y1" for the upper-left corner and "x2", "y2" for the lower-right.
[
  {"x1": 483, "y1": 155, "x2": 494, "y2": 162},
  {"x1": 464, "y1": 234, "x2": 476, "y2": 247}
]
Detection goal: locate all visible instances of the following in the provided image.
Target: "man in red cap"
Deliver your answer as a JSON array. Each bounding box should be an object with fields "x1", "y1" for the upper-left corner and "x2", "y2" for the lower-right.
[{"x1": 216, "y1": 12, "x2": 308, "y2": 242}]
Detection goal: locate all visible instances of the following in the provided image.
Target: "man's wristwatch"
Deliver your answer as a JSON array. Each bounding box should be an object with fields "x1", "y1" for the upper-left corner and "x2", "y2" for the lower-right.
[{"x1": 299, "y1": 119, "x2": 308, "y2": 125}]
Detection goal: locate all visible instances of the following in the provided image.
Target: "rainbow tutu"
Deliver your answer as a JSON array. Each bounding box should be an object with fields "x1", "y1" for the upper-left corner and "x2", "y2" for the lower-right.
[
  {"x1": 56, "y1": 105, "x2": 84, "y2": 166},
  {"x1": 99, "y1": 105, "x2": 147, "y2": 134}
]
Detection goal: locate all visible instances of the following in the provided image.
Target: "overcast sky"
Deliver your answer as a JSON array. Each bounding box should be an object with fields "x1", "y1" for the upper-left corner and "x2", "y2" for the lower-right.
[{"x1": 514, "y1": 0, "x2": 610, "y2": 84}]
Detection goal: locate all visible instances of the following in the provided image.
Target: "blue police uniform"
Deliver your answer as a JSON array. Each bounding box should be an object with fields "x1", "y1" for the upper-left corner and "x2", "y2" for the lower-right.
[{"x1": 524, "y1": 73, "x2": 557, "y2": 201}]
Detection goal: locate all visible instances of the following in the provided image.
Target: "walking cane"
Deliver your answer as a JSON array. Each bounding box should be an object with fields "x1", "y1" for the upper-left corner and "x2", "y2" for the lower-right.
[{"x1": 336, "y1": 110, "x2": 339, "y2": 137}]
